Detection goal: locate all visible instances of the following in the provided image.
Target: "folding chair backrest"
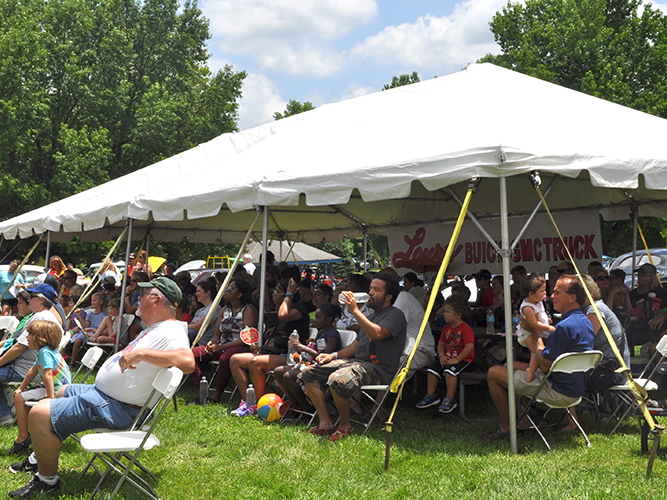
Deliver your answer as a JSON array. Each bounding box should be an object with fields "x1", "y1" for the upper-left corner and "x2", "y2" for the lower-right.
[
  {"x1": 549, "y1": 350, "x2": 603, "y2": 375},
  {"x1": 339, "y1": 329, "x2": 357, "y2": 348},
  {"x1": 0, "y1": 316, "x2": 19, "y2": 335},
  {"x1": 73, "y1": 346, "x2": 105, "y2": 383},
  {"x1": 656, "y1": 335, "x2": 667, "y2": 358},
  {"x1": 402, "y1": 336, "x2": 416, "y2": 357},
  {"x1": 153, "y1": 366, "x2": 183, "y2": 400},
  {"x1": 58, "y1": 331, "x2": 72, "y2": 353}
]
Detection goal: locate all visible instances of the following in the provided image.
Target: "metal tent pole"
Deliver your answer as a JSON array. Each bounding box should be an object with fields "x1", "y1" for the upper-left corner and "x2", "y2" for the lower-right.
[
  {"x1": 500, "y1": 176, "x2": 518, "y2": 453},
  {"x1": 258, "y1": 207, "x2": 269, "y2": 345},
  {"x1": 44, "y1": 231, "x2": 52, "y2": 271},
  {"x1": 632, "y1": 208, "x2": 638, "y2": 288},
  {"x1": 115, "y1": 219, "x2": 134, "y2": 353}
]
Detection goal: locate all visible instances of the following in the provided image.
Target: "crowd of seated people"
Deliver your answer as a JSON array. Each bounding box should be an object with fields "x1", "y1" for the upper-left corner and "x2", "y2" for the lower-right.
[{"x1": 1, "y1": 250, "x2": 657, "y2": 452}]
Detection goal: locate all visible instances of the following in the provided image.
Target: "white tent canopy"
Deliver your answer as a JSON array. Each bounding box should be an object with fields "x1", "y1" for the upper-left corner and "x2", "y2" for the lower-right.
[
  {"x1": 245, "y1": 241, "x2": 341, "y2": 265},
  {"x1": 2, "y1": 63, "x2": 667, "y2": 243}
]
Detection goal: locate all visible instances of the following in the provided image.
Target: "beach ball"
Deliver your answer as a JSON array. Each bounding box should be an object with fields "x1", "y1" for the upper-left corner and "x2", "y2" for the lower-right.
[{"x1": 257, "y1": 393, "x2": 284, "y2": 422}]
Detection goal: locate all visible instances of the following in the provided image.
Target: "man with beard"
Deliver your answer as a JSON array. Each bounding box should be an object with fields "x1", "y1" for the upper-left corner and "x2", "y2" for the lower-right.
[{"x1": 299, "y1": 273, "x2": 406, "y2": 442}]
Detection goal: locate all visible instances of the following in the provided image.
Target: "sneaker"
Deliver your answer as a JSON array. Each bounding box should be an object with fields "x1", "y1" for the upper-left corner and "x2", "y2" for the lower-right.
[
  {"x1": 9, "y1": 456, "x2": 38, "y2": 474},
  {"x1": 8, "y1": 475, "x2": 62, "y2": 498},
  {"x1": 416, "y1": 394, "x2": 441, "y2": 409},
  {"x1": 230, "y1": 400, "x2": 247, "y2": 415},
  {"x1": 438, "y1": 398, "x2": 458, "y2": 414},
  {"x1": 235, "y1": 404, "x2": 257, "y2": 417},
  {"x1": 0, "y1": 413, "x2": 15, "y2": 426},
  {"x1": 8, "y1": 435, "x2": 31, "y2": 455}
]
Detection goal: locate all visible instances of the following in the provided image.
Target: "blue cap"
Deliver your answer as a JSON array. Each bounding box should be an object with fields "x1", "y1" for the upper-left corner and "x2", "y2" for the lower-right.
[{"x1": 26, "y1": 283, "x2": 57, "y2": 302}]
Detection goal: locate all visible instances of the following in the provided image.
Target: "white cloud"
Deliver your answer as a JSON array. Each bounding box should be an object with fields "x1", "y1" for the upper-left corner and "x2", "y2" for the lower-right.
[
  {"x1": 202, "y1": 0, "x2": 377, "y2": 50},
  {"x1": 257, "y1": 42, "x2": 344, "y2": 77},
  {"x1": 201, "y1": 0, "x2": 378, "y2": 76},
  {"x1": 350, "y1": 0, "x2": 508, "y2": 69},
  {"x1": 339, "y1": 83, "x2": 376, "y2": 101},
  {"x1": 238, "y1": 73, "x2": 286, "y2": 131}
]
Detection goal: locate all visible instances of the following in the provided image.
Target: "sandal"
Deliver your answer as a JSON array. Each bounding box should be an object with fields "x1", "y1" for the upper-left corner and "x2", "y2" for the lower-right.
[
  {"x1": 8, "y1": 435, "x2": 31, "y2": 455},
  {"x1": 328, "y1": 427, "x2": 354, "y2": 442},
  {"x1": 482, "y1": 427, "x2": 510, "y2": 441},
  {"x1": 308, "y1": 426, "x2": 336, "y2": 436}
]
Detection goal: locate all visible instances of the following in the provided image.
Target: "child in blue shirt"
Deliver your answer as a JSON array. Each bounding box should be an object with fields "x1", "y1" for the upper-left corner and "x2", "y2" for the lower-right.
[{"x1": 10, "y1": 320, "x2": 71, "y2": 455}]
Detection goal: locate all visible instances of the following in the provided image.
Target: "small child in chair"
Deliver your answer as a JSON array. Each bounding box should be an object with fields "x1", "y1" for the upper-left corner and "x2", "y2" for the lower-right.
[
  {"x1": 10, "y1": 320, "x2": 71, "y2": 455},
  {"x1": 416, "y1": 294, "x2": 474, "y2": 414}
]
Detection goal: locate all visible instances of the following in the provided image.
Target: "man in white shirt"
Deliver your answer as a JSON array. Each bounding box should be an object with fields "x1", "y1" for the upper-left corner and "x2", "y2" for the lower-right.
[
  {"x1": 243, "y1": 254, "x2": 256, "y2": 276},
  {"x1": 10, "y1": 278, "x2": 195, "y2": 498}
]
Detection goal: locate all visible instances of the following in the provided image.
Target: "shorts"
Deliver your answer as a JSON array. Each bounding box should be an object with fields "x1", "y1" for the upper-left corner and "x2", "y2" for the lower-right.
[
  {"x1": 427, "y1": 359, "x2": 472, "y2": 378},
  {"x1": 50, "y1": 384, "x2": 139, "y2": 441},
  {"x1": 514, "y1": 369, "x2": 580, "y2": 407},
  {"x1": 298, "y1": 359, "x2": 382, "y2": 399},
  {"x1": 1, "y1": 299, "x2": 18, "y2": 308}
]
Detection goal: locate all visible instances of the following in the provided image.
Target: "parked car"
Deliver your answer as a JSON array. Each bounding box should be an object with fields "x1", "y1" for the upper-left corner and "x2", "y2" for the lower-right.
[
  {"x1": 0, "y1": 264, "x2": 46, "y2": 286},
  {"x1": 609, "y1": 248, "x2": 667, "y2": 287}
]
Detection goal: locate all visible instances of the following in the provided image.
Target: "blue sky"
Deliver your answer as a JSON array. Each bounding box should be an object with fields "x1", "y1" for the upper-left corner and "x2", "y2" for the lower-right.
[{"x1": 199, "y1": 0, "x2": 667, "y2": 131}]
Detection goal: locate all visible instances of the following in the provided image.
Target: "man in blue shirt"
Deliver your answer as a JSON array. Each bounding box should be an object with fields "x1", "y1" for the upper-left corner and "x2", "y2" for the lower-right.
[{"x1": 484, "y1": 275, "x2": 594, "y2": 440}]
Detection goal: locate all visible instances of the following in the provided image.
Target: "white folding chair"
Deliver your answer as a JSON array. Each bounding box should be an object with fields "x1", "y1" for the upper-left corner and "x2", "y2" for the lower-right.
[
  {"x1": 80, "y1": 367, "x2": 184, "y2": 500},
  {"x1": 338, "y1": 329, "x2": 357, "y2": 348},
  {"x1": 72, "y1": 346, "x2": 105, "y2": 384},
  {"x1": 0, "y1": 316, "x2": 19, "y2": 340},
  {"x1": 353, "y1": 337, "x2": 416, "y2": 435},
  {"x1": 517, "y1": 350, "x2": 603, "y2": 451},
  {"x1": 607, "y1": 335, "x2": 667, "y2": 434},
  {"x1": 59, "y1": 331, "x2": 72, "y2": 353}
]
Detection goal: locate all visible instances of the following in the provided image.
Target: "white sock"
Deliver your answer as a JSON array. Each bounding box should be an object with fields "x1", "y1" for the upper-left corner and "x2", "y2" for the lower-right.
[
  {"x1": 27, "y1": 453, "x2": 37, "y2": 465},
  {"x1": 36, "y1": 473, "x2": 59, "y2": 485}
]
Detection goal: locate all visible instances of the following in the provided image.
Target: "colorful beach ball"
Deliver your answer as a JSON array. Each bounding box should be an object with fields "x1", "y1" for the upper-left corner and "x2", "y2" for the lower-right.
[{"x1": 256, "y1": 393, "x2": 284, "y2": 422}]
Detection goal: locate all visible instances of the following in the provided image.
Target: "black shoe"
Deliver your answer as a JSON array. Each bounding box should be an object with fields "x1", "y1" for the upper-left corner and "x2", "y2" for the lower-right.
[
  {"x1": 9, "y1": 456, "x2": 38, "y2": 474},
  {"x1": 8, "y1": 475, "x2": 61, "y2": 498},
  {"x1": 8, "y1": 435, "x2": 32, "y2": 455}
]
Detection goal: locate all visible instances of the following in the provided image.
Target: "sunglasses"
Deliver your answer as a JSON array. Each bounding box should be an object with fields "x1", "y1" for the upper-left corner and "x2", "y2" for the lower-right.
[{"x1": 596, "y1": 276, "x2": 609, "y2": 282}]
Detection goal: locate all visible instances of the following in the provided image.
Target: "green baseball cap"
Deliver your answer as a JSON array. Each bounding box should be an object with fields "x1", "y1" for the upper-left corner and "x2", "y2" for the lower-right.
[{"x1": 137, "y1": 277, "x2": 182, "y2": 307}]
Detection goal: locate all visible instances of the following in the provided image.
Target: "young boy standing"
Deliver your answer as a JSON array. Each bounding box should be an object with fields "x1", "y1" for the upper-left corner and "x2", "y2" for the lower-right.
[{"x1": 416, "y1": 294, "x2": 474, "y2": 413}]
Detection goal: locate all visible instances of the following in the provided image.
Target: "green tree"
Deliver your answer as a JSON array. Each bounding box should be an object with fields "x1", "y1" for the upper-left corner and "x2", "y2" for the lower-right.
[
  {"x1": 480, "y1": 0, "x2": 667, "y2": 255},
  {"x1": 479, "y1": 0, "x2": 667, "y2": 118},
  {"x1": 382, "y1": 71, "x2": 420, "y2": 90},
  {"x1": 273, "y1": 99, "x2": 315, "y2": 120},
  {"x1": 0, "y1": 0, "x2": 245, "y2": 220}
]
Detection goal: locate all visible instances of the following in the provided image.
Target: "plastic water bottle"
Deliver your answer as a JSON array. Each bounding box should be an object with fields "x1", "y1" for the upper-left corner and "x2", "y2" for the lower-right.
[
  {"x1": 199, "y1": 376, "x2": 208, "y2": 406},
  {"x1": 124, "y1": 369, "x2": 138, "y2": 389},
  {"x1": 512, "y1": 310, "x2": 520, "y2": 331},
  {"x1": 486, "y1": 310, "x2": 494, "y2": 335},
  {"x1": 286, "y1": 330, "x2": 300, "y2": 365},
  {"x1": 246, "y1": 384, "x2": 256, "y2": 406}
]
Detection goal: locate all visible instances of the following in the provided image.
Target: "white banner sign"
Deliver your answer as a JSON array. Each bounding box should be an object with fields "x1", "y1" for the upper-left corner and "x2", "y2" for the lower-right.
[{"x1": 388, "y1": 212, "x2": 602, "y2": 275}]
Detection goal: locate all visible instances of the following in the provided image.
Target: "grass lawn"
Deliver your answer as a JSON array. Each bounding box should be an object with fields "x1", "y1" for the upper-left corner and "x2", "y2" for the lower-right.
[{"x1": 0, "y1": 382, "x2": 666, "y2": 499}]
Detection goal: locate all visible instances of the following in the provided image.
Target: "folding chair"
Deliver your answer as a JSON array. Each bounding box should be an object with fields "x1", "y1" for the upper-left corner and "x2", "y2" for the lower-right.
[
  {"x1": 517, "y1": 350, "x2": 603, "y2": 451},
  {"x1": 79, "y1": 367, "x2": 184, "y2": 500},
  {"x1": 0, "y1": 316, "x2": 19, "y2": 340},
  {"x1": 607, "y1": 335, "x2": 667, "y2": 435},
  {"x1": 59, "y1": 331, "x2": 72, "y2": 353},
  {"x1": 72, "y1": 346, "x2": 105, "y2": 384},
  {"x1": 338, "y1": 329, "x2": 357, "y2": 348},
  {"x1": 352, "y1": 337, "x2": 416, "y2": 435}
]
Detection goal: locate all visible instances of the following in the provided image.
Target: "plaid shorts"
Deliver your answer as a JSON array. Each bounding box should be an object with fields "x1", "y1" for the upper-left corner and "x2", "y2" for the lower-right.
[{"x1": 298, "y1": 359, "x2": 382, "y2": 399}]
